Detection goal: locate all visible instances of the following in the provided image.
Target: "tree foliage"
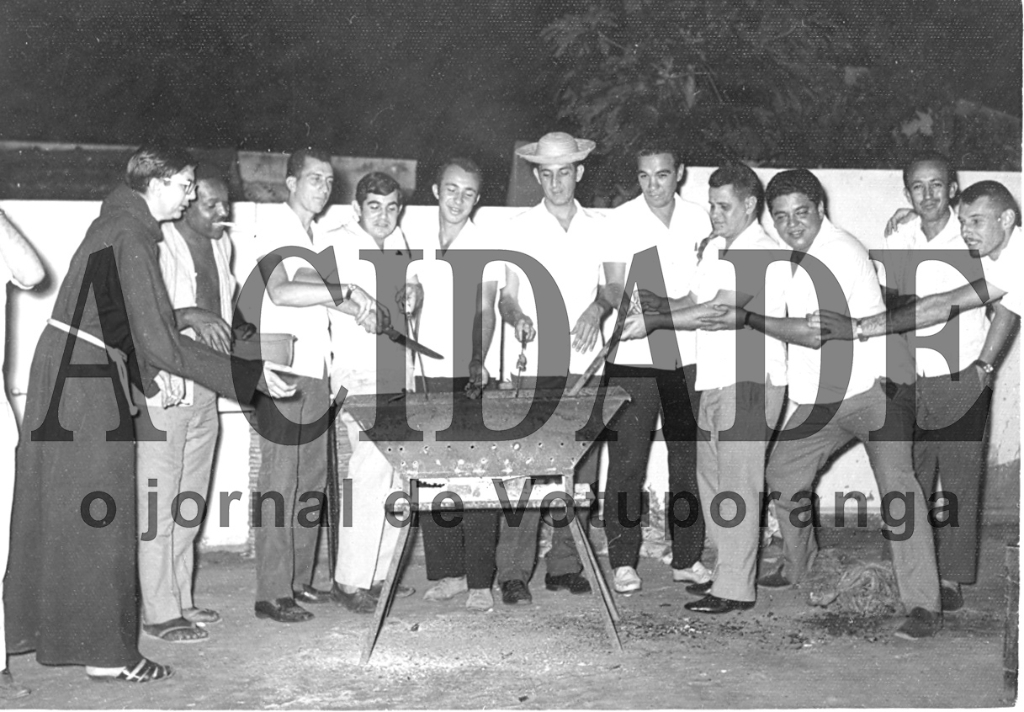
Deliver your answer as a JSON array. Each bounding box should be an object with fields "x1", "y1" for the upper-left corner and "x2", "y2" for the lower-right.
[{"x1": 542, "y1": 0, "x2": 1022, "y2": 204}]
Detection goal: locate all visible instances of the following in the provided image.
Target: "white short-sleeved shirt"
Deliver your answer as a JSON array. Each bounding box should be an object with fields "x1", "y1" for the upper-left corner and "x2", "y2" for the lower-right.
[
  {"x1": 784, "y1": 218, "x2": 890, "y2": 405},
  {"x1": 408, "y1": 219, "x2": 502, "y2": 380},
  {"x1": 887, "y1": 210, "x2": 991, "y2": 376},
  {"x1": 325, "y1": 221, "x2": 416, "y2": 396},
  {"x1": 605, "y1": 193, "x2": 710, "y2": 369},
  {"x1": 981, "y1": 226, "x2": 1022, "y2": 316},
  {"x1": 492, "y1": 201, "x2": 619, "y2": 378},
  {"x1": 691, "y1": 221, "x2": 789, "y2": 390},
  {"x1": 253, "y1": 204, "x2": 332, "y2": 379}
]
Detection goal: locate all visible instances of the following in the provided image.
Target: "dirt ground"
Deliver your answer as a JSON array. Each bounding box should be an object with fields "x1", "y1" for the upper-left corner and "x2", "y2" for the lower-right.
[{"x1": 6, "y1": 521, "x2": 1017, "y2": 709}]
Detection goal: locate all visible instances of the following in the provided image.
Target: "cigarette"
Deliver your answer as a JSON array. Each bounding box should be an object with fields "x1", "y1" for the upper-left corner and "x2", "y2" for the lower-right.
[{"x1": 212, "y1": 221, "x2": 236, "y2": 227}]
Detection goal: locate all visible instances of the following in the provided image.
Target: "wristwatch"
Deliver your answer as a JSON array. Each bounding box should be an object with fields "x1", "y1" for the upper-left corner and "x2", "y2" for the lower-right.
[
  {"x1": 854, "y1": 319, "x2": 868, "y2": 342},
  {"x1": 973, "y1": 359, "x2": 995, "y2": 376},
  {"x1": 340, "y1": 283, "x2": 353, "y2": 302}
]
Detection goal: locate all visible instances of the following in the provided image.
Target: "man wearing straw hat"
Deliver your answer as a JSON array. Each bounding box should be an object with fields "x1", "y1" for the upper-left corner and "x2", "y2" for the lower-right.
[{"x1": 489, "y1": 131, "x2": 625, "y2": 605}]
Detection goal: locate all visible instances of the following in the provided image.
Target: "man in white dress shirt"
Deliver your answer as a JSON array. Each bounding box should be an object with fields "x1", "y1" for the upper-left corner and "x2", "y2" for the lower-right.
[
  {"x1": 703, "y1": 169, "x2": 941, "y2": 640},
  {"x1": 488, "y1": 132, "x2": 624, "y2": 605},
  {"x1": 413, "y1": 157, "x2": 503, "y2": 612},
  {"x1": 325, "y1": 172, "x2": 422, "y2": 611},
  {"x1": 600, "y1": 143, "x2": 711, "y2": 596},
  {"x1": 622, "y1": 163, "x2": 789, "y2": 612},
  {"x1": 252, "y1": 149, "x2": 383, "y2": 623}
]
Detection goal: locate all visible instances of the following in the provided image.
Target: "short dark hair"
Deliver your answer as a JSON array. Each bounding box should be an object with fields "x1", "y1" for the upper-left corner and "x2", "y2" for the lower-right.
[
  {"x1": 286, "y1": 148, "x2": 333, "y2": 179},
  {"x1": 356, "y1": 172, "x2": 403, "y2": 207},
  {"x1": 959, "y1": 180, "x2": 1021, "y2": 226},
  {"x1": 125, "y1": 145, "x2": 195, "y2": 193},
  {"x1": 193, "y1": 163, "x2": 229, "y2": 189},
  {"x1": 902, "y1": 151, "x2": 957, "y2": 191},
  {"x1": 709, "y1": 163, "x2": 764, "y2": 216},
  {"x1": 765, "y1": 169, "x2": 826, "y2": 212},
  {"x1": 635, "y1": 142, "x2": 682, "y2": 171},
  {"x1": 434, "y1": 157, "x2": 484, "y2": 189}
]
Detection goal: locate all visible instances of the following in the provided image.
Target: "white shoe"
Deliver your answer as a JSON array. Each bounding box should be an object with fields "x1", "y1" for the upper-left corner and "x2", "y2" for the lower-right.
[
  {"x1": 465, "y1": 588, "x2": 494, "y2": 612},
  {"x1": 423, "y1": 576, "x2": 468, "y2": 601},
  {"x1": 672, "y1": 561, "x2": 712, "y2": 584},
  {"x1": 613, "y1": 566, "x2": 642, "y2": 594}
]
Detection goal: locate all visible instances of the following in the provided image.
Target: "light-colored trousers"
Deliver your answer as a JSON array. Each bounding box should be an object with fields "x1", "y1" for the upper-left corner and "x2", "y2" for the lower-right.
[
  {"x1": 698, "y1": 380, "x2": 785, "y2": 602},
  {"x1": 767, "y1": 381, "x2": 940, "y2": 612},
  {"x1": 333, "y1": 409, "x2": 402, "y2": 589},
  {"x1": 136, "y1": 385, "x2": 219, "y2": 624},
  {"x1": 1, "y1": 401, "x2": 18, "y2": 662}
]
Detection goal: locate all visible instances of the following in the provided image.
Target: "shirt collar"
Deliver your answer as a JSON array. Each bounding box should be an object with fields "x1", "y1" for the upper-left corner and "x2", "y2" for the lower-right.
[{"x1": 907, "y1": 207, "x2": 960, "y2": 247}]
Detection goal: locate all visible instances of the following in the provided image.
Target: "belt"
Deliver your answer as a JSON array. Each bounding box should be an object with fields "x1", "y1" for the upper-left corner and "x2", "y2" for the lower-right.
[{"x1": 47, "y1": 318, "x2": 138, "y2": 416}]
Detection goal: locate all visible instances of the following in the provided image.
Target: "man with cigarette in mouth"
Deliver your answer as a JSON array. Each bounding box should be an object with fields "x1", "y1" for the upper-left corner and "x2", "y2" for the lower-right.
[{"x1": 135, "y1": 166, "x2": 252, "y2": 642}]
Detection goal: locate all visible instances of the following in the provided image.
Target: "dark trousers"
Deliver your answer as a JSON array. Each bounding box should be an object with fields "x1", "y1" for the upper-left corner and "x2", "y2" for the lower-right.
[
  {"x1": 603, "y1": 363, "x2": 702, "y2": 570},
  {"x1": 253, "y1": 375, "x2": 330, "y2": 602},
  {"x1": 914, "y1": 367, "x2": 992, "y2": 584},
  {"x1": 421, "y1": 509, "x2": 500, "y2": 589},
  {"x1": 495, "y1": 444, "x2": 600, "y2": 583}
]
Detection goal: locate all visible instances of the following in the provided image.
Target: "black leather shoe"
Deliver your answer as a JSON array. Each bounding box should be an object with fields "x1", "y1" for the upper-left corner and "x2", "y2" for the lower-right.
[
  {"x1": 544, "y1": 572, "x2": 592, "y2": 595},
  {"x1": 293, "y1": 584, "x2": 332, "y2": 604},
  {"x1": 500, "y1": 580, "x2": 533, "y2": 605},
  {"x1": 756, "y1": 566, "x2": 793, "y2": 589},
  {"x1": 331, "y1": 583, "x2": 378, "y2": 614},
  {"x1": 255, "y1": 597, "x2": 314, "y2": 623},
  {"x1": 684, "y1": 594, "x2": 755, "y2": 614},
  {"x1": 686, "y1": 580, "x2": 713, "y2": 595},
  {"x1": 940, "y1": 583, "x2": 963, "y2": 612}
]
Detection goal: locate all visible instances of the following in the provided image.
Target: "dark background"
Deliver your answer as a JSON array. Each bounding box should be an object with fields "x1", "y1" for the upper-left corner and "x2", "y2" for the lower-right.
[{"x1": 0, "y1": 0, "x2": 1020, "y2": 205}]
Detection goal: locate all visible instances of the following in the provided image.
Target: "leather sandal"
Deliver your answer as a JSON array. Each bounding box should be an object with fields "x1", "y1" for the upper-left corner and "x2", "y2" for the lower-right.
[
  {"x1": 182, "y1": 607, "x2": 221, "y2": 624},
  {"x1": 143, "y1": 617, "x2": 209, "y2": 643},
  {"x1": 87, "y1": 658, "x2": 174, "y2": 683}
]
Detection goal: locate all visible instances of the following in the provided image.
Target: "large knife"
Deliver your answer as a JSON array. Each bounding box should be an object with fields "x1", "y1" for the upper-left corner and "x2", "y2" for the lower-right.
[{"x1": 382, "y1": 326, "x2": 444, "y2": 360}]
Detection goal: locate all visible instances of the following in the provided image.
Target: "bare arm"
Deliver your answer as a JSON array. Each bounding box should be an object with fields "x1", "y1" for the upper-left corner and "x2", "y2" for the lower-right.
[
  {"x1": 570, "y1": 261, "x2": 625, "y2": 352},
  {"x1": 813, "y1": 279, "x2": 1003, "y2": 340},
  {"x1": 701, "y1": 301, "x2": 826, "y2": 349},
  {"x1": 498, "y1": 267, "x2": 536, "y2": 342},
  {"x1": 978, "y1": 302, "x2": 1018, "y2": 369},
  {"x1": 266, "y1": 263, "x2": 347, "y2": 308},
  {"x1": 0, "y1": 210, "x2": 45, "y2": 288},
  {"x1": 469, "y1": 280, "x2": 499, "y2": 387}
]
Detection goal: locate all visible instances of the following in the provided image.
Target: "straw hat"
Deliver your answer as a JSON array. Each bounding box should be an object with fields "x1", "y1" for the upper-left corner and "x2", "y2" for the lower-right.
[{"x1": 515, "y1": 132, "x2": 596, "y2": 164}]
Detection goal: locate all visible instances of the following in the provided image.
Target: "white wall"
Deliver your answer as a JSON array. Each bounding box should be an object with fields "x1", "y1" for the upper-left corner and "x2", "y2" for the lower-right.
[{"x1": 3, "y1": 167, "x2": 1019, "y2": 546}]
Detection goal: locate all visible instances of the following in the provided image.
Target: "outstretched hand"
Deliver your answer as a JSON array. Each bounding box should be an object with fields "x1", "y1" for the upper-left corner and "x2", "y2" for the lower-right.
[
  {"x1": 570, "y1": 305, "x2": 602, "y2": 353},
  {"x1": 807, "y1": 310, "x2": 855, "y2": 341},
  {"x1": 619, "y1": 313, "x2": 649, "y2": 341},
  {"x1": 638, "y1": 289, "x2": 669, "y2": 314},
  {"x1": 697, "y1": 303, "x2": 741, "y2": 331}
]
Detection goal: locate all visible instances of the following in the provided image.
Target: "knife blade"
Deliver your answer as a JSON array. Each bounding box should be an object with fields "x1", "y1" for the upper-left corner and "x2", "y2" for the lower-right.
[{"x1": 382, "y1": 326, "x2": 444, "y2": 360}]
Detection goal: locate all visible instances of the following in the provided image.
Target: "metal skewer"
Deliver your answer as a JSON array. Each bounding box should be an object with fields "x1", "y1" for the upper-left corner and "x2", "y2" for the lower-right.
[{"x1": 513, "y1": 336, "x2": 527, "y2": 398}]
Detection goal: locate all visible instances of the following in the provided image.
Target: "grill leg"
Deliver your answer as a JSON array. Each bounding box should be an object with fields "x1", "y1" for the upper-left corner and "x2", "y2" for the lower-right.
[
  {"x1": 325, "y1": 404, "x2": 339, "y2": 574},
  {"x1": 567, "y1": 506, "x2": 621, "y2": 652},
  {"x1": 359, "y1": 507, "x2": 415, "y2": 665}
]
